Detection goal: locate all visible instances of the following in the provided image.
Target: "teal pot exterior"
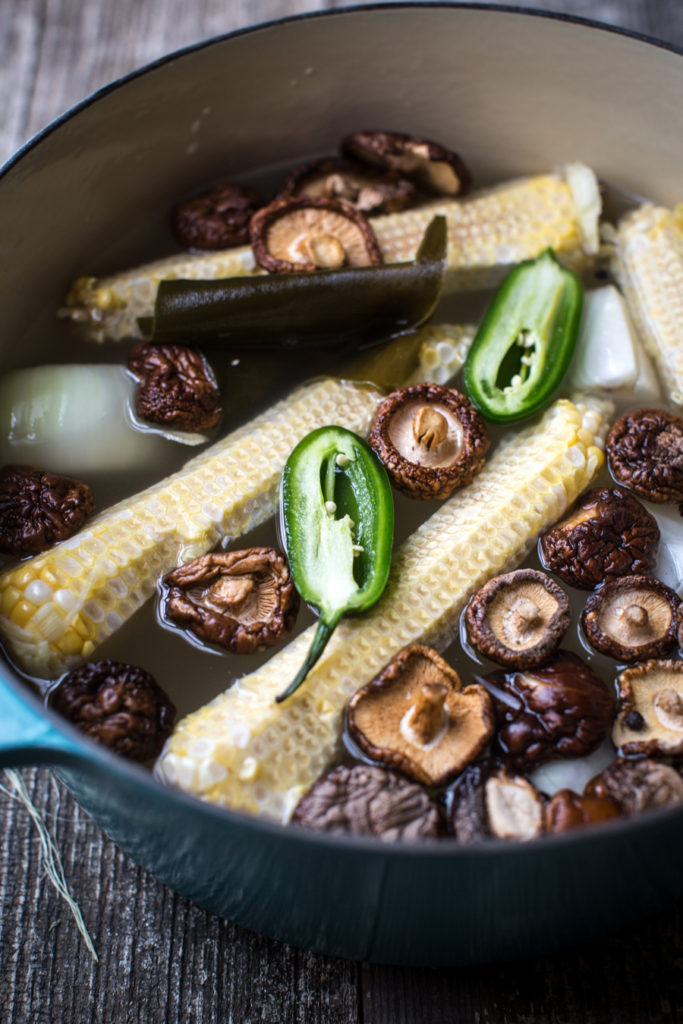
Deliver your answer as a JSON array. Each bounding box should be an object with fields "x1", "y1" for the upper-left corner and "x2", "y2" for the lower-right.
[
  {"x1": 1, "y1": 5, "x2": 682, "y2": 965},
  {"x1": 4, "y1": 671, "x2": 683, "y2": 965}
]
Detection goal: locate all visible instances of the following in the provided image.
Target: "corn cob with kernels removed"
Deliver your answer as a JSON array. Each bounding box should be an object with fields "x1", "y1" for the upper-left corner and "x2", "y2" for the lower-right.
[
  {"x1": 62, "y1": 165, "x2": 600, "y2": 342},
  {"x1": 611, "y1": 203, "x2": 683, "y2": 406},
  {"x1": 156, "y1": 396, "x2": 610, "y2": 823},
  {"x1": 0, "y1": 325, "x2": 470, "y2": 680}
]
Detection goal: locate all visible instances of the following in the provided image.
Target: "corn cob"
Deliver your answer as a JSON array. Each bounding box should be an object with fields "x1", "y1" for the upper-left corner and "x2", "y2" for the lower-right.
[
  {"x1": 156, "y1": 396, "x2": 609, "y2": 823},
  {"x1": 0, "y1": 325, "x2": 468, "y2": 680},
  {"x1": 611, "y1": 203, "x2": 683, "y2": 406},
  {"x1": 0, "y1": 378, "x2": 382, "y2": 679},
  {"x1": 62, "y1": 164, "x2": 600, "y2": 342}
]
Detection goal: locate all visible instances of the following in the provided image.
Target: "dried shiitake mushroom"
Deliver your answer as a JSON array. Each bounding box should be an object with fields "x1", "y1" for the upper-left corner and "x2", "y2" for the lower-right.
[
  {"x1": 342, "y1": 130, "x2": 471, "y2": 197},
  {"x1": 585, "y1": 757, "x2": 683, "y2": 816},
  {"x1": 677, "y1": 603, "x2": 683, "y2": 653},
  {"x1": 277, "y1": 157, "x2": 416, "y2": 215},
  {"x1": 464, "y1": 569, "x2": 570, "y2": 668},
  {"x1": 582, "y1": 575, "x2": 680, "y2": 661},
  {"x1": 171, "y1": 182, "x2": 262, "y2": 250},
  {"x1": 489, "y1": 651, "x2": 614, "y2": 772},
  {"x1": 347, "y1": 644, "x2": 494, "y2": 787},
  {"x1": 162, "y1": 548, "x2": 299, "y2": 654},
  {"x1": 606, "y1": 408, "x2": 683, "y2": 504},
  {"x1": 612, "y1": 659, "x2": 683, "y2": 757},
  {"x1": 543, "y1": 789, "x2": 620, "y2": 835},
  {"x1": 367, "y1": 383, "x2": 489, "y2": 499},
  {"x1": 0, "y1": 464, "x2": 95, "y2": 556},
  {"x1": 250, "y1": 196, "x2": 383, "y2": 273},
  {"x1": 128, "y1": 342, "x2": 221, "y2": 434},
  {"x1": 50, "y1": 659, "x2": 175, "y2": 762},
  {"x1": 450, "y1": 759, "x2": 545, "y2": 843},
  {"x1": 292, "y1": 763, "x2": 443, "y2": 840},
  {"x1": 539, "y1": 486, "x2": 659, "y2": 590}
]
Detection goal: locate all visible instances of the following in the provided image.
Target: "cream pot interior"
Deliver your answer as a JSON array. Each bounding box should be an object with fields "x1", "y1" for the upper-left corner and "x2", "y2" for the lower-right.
[{"x1": 0, "y1": 5, "x2": 682, "y2": 964}]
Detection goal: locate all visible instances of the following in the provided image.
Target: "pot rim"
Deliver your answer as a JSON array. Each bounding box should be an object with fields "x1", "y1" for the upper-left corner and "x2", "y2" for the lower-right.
[{"x1": 2, "y1": 0, "x2": 682, "y2": 861}]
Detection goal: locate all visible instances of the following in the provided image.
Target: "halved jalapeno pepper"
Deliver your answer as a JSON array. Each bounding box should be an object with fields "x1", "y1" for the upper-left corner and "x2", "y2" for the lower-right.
[
  {"x1": 463, "y1": 248, "x2": 583, "y2": 423},
  {"x1": 277, "y1": 426, "x2": 394, "y2": 703}
]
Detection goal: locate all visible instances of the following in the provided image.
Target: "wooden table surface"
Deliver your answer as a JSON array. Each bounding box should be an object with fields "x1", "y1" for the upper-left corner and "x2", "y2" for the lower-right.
[{"x1": 1, "y1": 2, "x2": 682, "y2": 1022}]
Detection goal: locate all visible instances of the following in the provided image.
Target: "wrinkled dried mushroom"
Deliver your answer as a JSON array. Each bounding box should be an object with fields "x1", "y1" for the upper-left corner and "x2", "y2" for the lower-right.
[
  {"x1": 292, "y1": 763, "x2": 443, "y2": 840},
  {"x1": 582, "y1": 575, "x2": 680, "y2": 661},
  {"x1": 613, "y1": 659, "x2": 683, "y2": 757},
  {"x1": 543, "y1": 789, "x2": 620, "y2": 834},
  {"x1": 677, "y1": 603, "x2": 683, "y2": 653},
  {"x1": 539, "y1": 486, "x2": 659, "y2": 590},
  {"x1": 367, "y1": 384, "x2": 489, "y2": 499},
  {"x1": 0, "y1": 464, "x2": 95, "y2": 556},
  {"x1": 606, "y1": 408, "x2": 683, "y2": 504},
  {"x1": 489, "y1": 651, "x2": 614, "y2": 772},
  {"x1": 342, "y1": 130, "x2": 471, "y2": 197},
  {"x1": 50, "y1": 659, "x2": 175, "y2": 761},
  {"x1": 171, "y1": 182, "x2": 262, "y2": 250},
  {"x1": 277, "y1": 157, "x2": 416, "y2": 215},
  {"x1": 585, "y1": 757, "x2": 683, "y2": 816},
  {"x1": 250, "y1": 196, "x2": 383, "y2": 273},
  {"x1": 347, "y1": 644, "x2": 494, "y2": 787},
  {"x1": 464, "y1": 569, "x2": 570, "y2": 668},
  {"x1": 163, "y1": 548, "x2": 299, "y2": 654},
  {"x1": 128, "y1": 342, "x2": 221, "y2": 433},
  {"x1": 450, "y1": 760, "x2": 545, "y2": 843}
]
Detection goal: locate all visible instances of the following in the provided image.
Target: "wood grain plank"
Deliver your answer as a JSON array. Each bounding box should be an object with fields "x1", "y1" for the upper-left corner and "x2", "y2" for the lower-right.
[
  {"x1": 0, "y1": 768, "x2": 358, "y2": 1024},
  {"x1": 360, "y1": 919, "x2": 683, "y2": 1024}
]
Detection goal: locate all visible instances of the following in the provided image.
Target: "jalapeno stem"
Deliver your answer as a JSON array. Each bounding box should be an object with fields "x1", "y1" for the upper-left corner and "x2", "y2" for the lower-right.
[{"x1": 275, "y1": 618, "x2": 337, "y2": 703}]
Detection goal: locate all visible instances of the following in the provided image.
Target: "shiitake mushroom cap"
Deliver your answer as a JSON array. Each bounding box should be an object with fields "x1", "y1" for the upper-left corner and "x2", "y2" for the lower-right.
[
  {"x1": 539, "y1": 485, "x2": 660, "y2": 590},
  {"x1": 582, "y1": 575, "x2": 680, "y2": 662},
  {"x1": 250, "y1": 196, "x2": 383, "y2": 273},
  {"x1": 464, "y1": 568, "x2": 570, "y2": 668},
  {"x1": 276, "y1": 157, "x2": 417, "y2": 215},
  {"x1": 367, "y1": 383, "x2": 489, "y2": 499},
  {"x1": 613, "y1": 659, "x2": 683, "y2": 757},
  {"x1": 341, "y1": 130, "x2": 471, "y2": 197},
  {"x1": 347, "y1": 644, "x2": 494, "y2": 788},
  {"x1": 606, "y1": 407, "x2": 683, "y2": 504}
]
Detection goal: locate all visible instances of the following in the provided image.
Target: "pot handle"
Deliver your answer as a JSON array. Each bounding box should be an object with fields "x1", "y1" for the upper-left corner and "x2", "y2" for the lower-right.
[{"x1": 0, "y1": 670, "x2": 82, "y2": 768}]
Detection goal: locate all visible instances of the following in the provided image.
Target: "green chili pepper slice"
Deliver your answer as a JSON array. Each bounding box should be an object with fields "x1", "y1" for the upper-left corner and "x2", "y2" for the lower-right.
[
  {"x1": 277, "y1": 426, "x2": 394, "y2": 703},
  {"x1": 463, "y1": 248, "x2": 583, "y2": 423},
  {"x1": 139, "y1": 216, "x2": 446, "y2": 352}
]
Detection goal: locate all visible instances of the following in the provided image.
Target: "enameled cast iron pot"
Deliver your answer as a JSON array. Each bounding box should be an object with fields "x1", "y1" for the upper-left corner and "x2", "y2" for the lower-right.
[{"x1": 1, "y1": 4, "x2": 682, "y2": 966}]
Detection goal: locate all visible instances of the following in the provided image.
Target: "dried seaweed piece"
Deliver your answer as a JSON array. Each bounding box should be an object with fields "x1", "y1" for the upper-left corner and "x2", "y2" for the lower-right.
[
  {"x1": 171, "y1": 182, "x2": 262, "y2": 250},
  {"x1": 539, "y1": 485, "x2": 659, "y2": 590},
  {"x1": 162, "y1": 548, "x2": 299, "y2": 654},
  {"x1": 342, "y1": 130, "x2": 471, "y2": 196},
  {"x1": 367, "y1": 383, "x2": 489, "y2": 499},
  {"x1": 489, "y1": 651, "x2": 613, "y2": 772},
  {"x1": 0, "y1": 464, "x2": 94, "y2": 556},
  {"x1": 450, "y1": 759, "x2": 545, "y2": 843},
  {"x1": 347, "y1": 644, "x2": 494, "y2": 787},
  {"x1": 277, "y1": 157, "x2": 416, "y2": 215},
  {"x1": 128, "y1": 342, "x2": 221, "y2": 433},
  {"x1": 582, "y1": 575, "x2": 680, "y2": 661},
  {"x1": 250, "y1": 196, "x2": 383, "y2": 273},
  {"x1": 606, "y1": 408, "x2": 683, "y2": 504},
  {"x1": 292, "y1": 763, "x2": 443, "y2": 840},
  {"x1": 585, "y1": 757, "x2": 683, "y2": 816},
  {"x1": 50, "y1": 659, "x2": 175, "y2": 761},
  {"x1": 544, "y1": 789, "x2": 620, "y2": 834},
  {"x1": 612, "y1": 659, "x2": 683, "y2": 757},
  {"x1": 464, "y1": 569, "x2": 570, "y2": 668}
]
